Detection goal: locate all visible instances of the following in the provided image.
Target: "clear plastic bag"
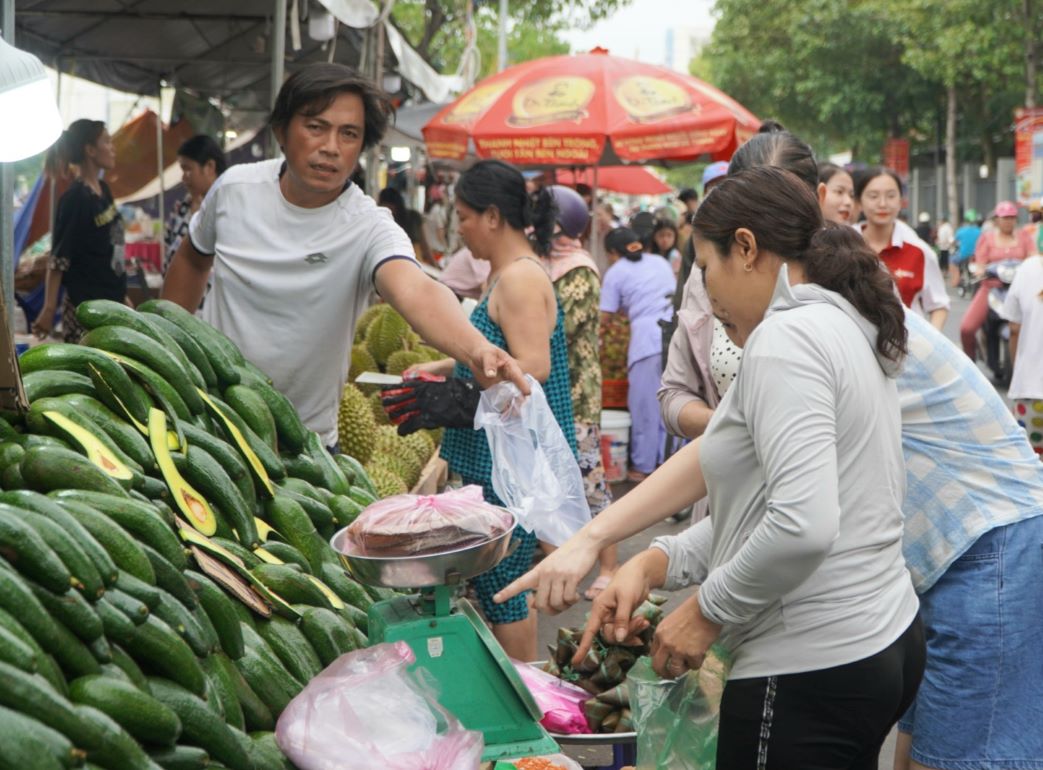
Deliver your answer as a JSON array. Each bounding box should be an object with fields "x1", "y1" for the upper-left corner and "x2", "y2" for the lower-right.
[
  {"x1": 512, "y1": 660, "x2": 592, "y2": 735},
  {"x1": 345, "y1": 485, "x2": 513, "y2": 555},
  {"x1": 627, "y1": 647, "x2": 731, "y2": 770},
  {"x1": 275, "y1": 641, "x2": 484, "y2": 770},
  {"x1": 474, "y1": 376, "x2": 591, "y2": 546}
]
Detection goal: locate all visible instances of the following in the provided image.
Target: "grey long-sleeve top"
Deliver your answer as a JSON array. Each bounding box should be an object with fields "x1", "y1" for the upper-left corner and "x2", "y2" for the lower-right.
[{"x1": 652, "y1": 268, "x2": 918, "y2": 680}]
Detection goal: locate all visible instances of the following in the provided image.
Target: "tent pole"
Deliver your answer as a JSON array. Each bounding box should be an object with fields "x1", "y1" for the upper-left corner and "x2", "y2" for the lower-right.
[
  {"x1": 270, "y1": 0, "x2": 287, "y2": 157},
  {"x1": 155, "y1": 83, "x2": 165, "y2": 254},
  {"x1": 50, "y1": 63, "x2": 62, "y2": 240},
  {"x1": 591, "y1": 165, "x2": 605, "y2": 274},
  {"x1": 1, "y1": 0, "x2": 15, "y2": 323}
]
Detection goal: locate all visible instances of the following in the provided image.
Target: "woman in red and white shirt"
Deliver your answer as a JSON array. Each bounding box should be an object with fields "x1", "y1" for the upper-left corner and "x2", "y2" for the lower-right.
[
  {"x1": 855, "y1": 167, "x2": 950, "y2": 330},
  {"x1": 958, "y1": 200, "x2": 1034, "y2": 357}
]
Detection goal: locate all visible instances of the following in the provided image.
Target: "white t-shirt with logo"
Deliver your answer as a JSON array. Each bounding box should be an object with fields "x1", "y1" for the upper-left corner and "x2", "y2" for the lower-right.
[
  {"x1": 189, "y1": 159, "x2": 415, "y2": 446},
  {"x1": 1002, "y1": 255, "x2": 1043, "y2": 400}
]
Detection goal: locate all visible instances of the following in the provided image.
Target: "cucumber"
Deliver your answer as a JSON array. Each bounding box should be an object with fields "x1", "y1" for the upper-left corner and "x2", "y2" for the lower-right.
[
  {"x1": 335, "y1": 454, "x2": 376, "y2": 497},
  {"x1": 147, "y1": 313, "x2": 219, "y2": 388},
  {"x1": 81, "y1": 326, "x2": 205, "y2": 414},
  {"x1": 28, "y1": 581, "x2": 104, "y2": 642},
  {"x1": 52, "y1": 490, "x2": 185, "y2": 569},
  {"x1": 104, "y1": 587, "x2": 150, "y2": 624},
  {"x1": 108, "y1": 644, "x2": 149, "y2": 690},
  {"x1": 23, "y1": 369, "x2": 97, "y2": 402},
  {"x1": 256, "y1": 615, "x2": 322, "y2": 684},
  {"x1": 249, "y1": 731, "x2": 295, "y2": 770},
  {"x1": 140, "y1": 543, "x2": 197, "y2": 609},
  {"x1": 201, "y1": 653, "x2": 245, "y2": 731},
  {"x1": 0, "y1": 503, "x2": 74, "y2": 593},
  {"x1": 70, "y1": 673, "x2": 183, "y2": 747},
  {"x1": 19, "y1": 343, "x2": 151, "y2": 426},
  {"x1": 0, "y1": 491, "x2": 120, "y2": 587},
  {"x1": 328, "y1": 494, "x2": 363, "y2": 527},
  {"x1": 0, "y1": 440, "x2": 25, "y2": 471},
  {"x1": 0, "y1": 606, "x2": 65, "y2": 692},
  {"x1": 0, "y1": 704, "x2": 80, "y2": 769},
  {"x1": 224, "y1": 385, "x2": 278, "y2": 452},
  {"x1": 281, "y1": 453, "x2": 326, "y2": 487},
  {"x1": 89, "y1": 634, "x2": 113, "y2": 664},
  {"x1": 277, "y1": 476, "x2": 329, "y2": 503},
  {"x1": 147, "y1": 677, "x2": 254, "y2": 770},
  {"x1": 124, "y1": 614, "x2": 207, "y2": 696},
  {"x1": 250, "y1": 563, "x2": 332, "y2": 609},
  {"x1": 0, "y1": 619, "x2": 39, "y2": 672},
  {"x1": 263, "y1": 495, "x2": 327, "y2": 573},
  {"x1": 346, "y1": 485, "x2": 377, "y2": 508},
  {"x1": 75, "y1": 703, "x2": 166, "y2": 770},
  {"x1": 114, "y1": 570, "x2": 162, "y2": 609},
  {"x1": 303, "y1": 431, "x2": 350, "y2": 495},
  {"x1": 176, "y1": 423, "x2": 256, "y2": 510},
  {"x1": 137, "y1": 299, "x2": 244, "y2": 383},
  {"x1": 280, "y1": 490, "x2": 335, "y2": 536},
  {"x1": 139, "y1": 474, "x2": 171, "y2": 501},
  {"x1": 235, "y1": 627, "x2": 301, "y2": 717},
  {"x1": 185, "y1": 570, "x2": 245, "y2": 660},
  {"x1": 47, "y1": 614, "x2": 102, "y2": 678},
  {"x1": 19, "y1": 509, "x2": 106, "y2": 599},
  {"x1": 1, "y1": 460, "x2": 25, "y2": 489},
  {"x1": 148, "y1": 745, "x2": 211, "y2": 770},
  {"x1": 152, "y1": 589, "x2": 217, "y2": 657},
  {"x1": 55, "y1": 500, "x2": 155, "y2": 585},
  {"x1": 22, "y1": 445, "x2": 130, "y2": 498},
  {"x1": 179, "y1": 444, "x2": 259, "y2": 548},
  {"x1": 110, "y1": 352, "x2": 193, "y2": 421},
  {"x1": 257, "y1": 542, "x2": 311, "y2": 574},
  {"x1": 95, "y1": 597, "x2": 138, "y2": 642},
  {"x1": 245, "y1": 378, "x2": 307, "y2": 455},
  {"x1": 55, "y1": 394, "x2": 156, "y2": 471},
  {"x1": 0, "y1": 562, "x2": 65, "y2": 652},
  {"x1": 318, "y1": 561, "x2": 373, "y2": 611},
  {"x1": 76, "y1": 300, "x2": 206, "y2": 391},
  {"x1": 214, "y1": 651, "x2": 273, "y2": 732}
]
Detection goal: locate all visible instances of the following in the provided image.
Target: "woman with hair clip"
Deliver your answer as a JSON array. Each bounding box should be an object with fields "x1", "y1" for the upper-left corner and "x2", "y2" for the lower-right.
[
  {"x1": 33, "y1": 119, "x2": 127, "y2": 341},
  {"x1": 384, "y1": 159, "x2": 577, "y2": 661},
  {"x1": 164, "y1": 134, "x2": 227, "y2": 273}
]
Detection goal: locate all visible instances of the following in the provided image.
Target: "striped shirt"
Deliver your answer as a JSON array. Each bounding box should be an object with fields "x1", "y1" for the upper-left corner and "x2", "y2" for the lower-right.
[{"x1": 898, "y1": 311, "x2": 1043, "y2": 590}]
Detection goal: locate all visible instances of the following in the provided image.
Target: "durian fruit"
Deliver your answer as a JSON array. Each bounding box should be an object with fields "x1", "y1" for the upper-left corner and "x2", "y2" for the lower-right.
[
  {"x1": 374, "y1": 425, "x2": 401, "y2": 455},
  {"x1": 402, "y1": 431, "x2": 435, "y2": 467},
  {"x1": 364, "y1": 463, "x2": 409, "y2": 498},
  {"x1": 373, "y1": 450, "x2": 421, "y2": 489},
  {"x1": 348, "y1": 344, "x2": 378, "y2": 383},
  {"x1": 416, "y1": 345, "x2": 442, "y2": 362},
  {"x1": 365, "y1": 307, "x2": 412, "y2": 366},
  {"x1": 369, "y1": 390, "x2": 390, "y2": 426},
  {"x1": 385, "y1": 349, "x2": 424, "y2": 376},
  {"x1": 337, "y1": 384, "x2": 376, "y2": 463},
  {"x1": 355, "y1": 303, "x2": 388, "y2": 343},
  {"x1": 423, "y1": 428, "x2": 444, "y2": 446}
]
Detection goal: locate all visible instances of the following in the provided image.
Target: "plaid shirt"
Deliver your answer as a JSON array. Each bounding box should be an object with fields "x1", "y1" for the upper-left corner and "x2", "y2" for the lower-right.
[{"x1": 899, "y1": 311, "x2": 1043, "y2": 591}]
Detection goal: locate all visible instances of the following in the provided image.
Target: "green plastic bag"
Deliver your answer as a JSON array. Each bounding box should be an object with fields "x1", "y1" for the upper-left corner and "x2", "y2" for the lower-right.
[{"x1": 627, "y1": 645, "x2": 731, "y2": 770}]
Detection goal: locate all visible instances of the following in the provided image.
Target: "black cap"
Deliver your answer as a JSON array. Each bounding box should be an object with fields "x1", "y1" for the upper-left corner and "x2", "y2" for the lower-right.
[
  {"x1": 604, "y1": 227, "x2": 644, "y2": 256},
  {"x1": 678, "y1": 187, "x2": 699, "y2": 202}
]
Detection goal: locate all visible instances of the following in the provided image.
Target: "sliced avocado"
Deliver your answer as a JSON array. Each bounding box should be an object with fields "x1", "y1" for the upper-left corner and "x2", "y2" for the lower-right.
[
  {"x1": 197, "y1": 389, "x2": 275, "y2": 497},
  {"x1": 41, "y1": 411, "x2": 135, "y2": 483},
  {"x1": 253, "y1": 517, "x2": 279, "y2": 543},
  {"x1": 148, "y1": 408, "x2": 217, "y2": 536},
  {"x1": 305, "y1": 575, "x2": 345, "y2": 610},
  {"x1": 253, "y1": 548, "x2": 284, "y2": 566}
]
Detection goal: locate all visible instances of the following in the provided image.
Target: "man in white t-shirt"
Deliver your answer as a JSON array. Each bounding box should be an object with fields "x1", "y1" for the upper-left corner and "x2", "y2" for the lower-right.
[{"x1": 163, "y1": 64, "x2": 524, "y2": 447}]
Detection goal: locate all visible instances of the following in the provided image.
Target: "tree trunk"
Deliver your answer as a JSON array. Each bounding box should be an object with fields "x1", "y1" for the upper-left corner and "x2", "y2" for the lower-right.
[
  {"x1": 417, "y1": 0, "x2": 448, "y2": 60},
  {"x1": 1026, "y1": 0, "x2": 1038, "y2": 108},
  {"x1": 946, "y1": 84, "x2": 960, "y2": 227}
]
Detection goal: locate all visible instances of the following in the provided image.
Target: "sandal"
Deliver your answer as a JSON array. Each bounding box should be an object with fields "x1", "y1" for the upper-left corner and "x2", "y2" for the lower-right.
[{"x1": 584, "y1": 575, "x2": 614, "y2": 601}]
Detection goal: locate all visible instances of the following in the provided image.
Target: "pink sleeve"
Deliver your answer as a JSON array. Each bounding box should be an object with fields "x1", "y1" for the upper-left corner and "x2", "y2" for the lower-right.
[{"x1": 974, "y1": 231, "x2": 991, "y2": 265}]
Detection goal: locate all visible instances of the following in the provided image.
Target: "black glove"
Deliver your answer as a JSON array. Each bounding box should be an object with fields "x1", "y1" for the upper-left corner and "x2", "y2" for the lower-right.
[{"x1": 380, "y1": 377, "x2": 482, "y2": 436}]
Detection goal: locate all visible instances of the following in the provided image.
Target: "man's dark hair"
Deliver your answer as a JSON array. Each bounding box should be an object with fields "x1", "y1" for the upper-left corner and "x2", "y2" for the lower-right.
[
  {"x1": 177, "y1": 134, "x2": 228, "y2": 175},
  {"x1": 268, "y1": 63, "x2": 394, "y2": 151}
]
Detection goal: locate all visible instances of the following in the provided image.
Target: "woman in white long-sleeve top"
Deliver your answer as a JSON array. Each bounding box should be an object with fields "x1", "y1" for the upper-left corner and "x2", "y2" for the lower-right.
[{"x1": 499, "y1": 166, "x2": 925, "y2": 769}]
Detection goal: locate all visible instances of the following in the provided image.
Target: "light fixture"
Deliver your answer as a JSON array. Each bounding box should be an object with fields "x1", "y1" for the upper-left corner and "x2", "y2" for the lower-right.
[
  {"x1": 979, "y1": 164, "x2": 989, "y2": 179},
  {"x1": 390, "y1": 146, "x2": 411, "y2": 163},
  {"x1": 382, "y1": 74, "x2": 402, "y2": 94},
  {"x1": 0, "y1": 36, "x2": 62, "y2": 162}
]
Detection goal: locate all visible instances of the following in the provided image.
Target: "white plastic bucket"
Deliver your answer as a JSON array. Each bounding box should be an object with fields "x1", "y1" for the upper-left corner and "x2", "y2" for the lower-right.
[{"x1": 600, "y1": 409, "x2": 632, "y2": 483}]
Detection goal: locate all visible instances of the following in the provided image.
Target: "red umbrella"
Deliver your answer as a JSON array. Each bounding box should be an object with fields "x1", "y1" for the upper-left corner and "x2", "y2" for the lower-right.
[
  {"x1": 553, "y1": 166, "x2": 671, "y2": 195},
  {"x1": 423, "y1": 49, "x2": 759, "y2": 166}
]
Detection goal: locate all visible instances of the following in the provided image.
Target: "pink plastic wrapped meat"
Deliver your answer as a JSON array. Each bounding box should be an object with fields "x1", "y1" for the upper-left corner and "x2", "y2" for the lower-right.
[{"x1": 346, "y1": 485, "x2": 514, "y2": 555}]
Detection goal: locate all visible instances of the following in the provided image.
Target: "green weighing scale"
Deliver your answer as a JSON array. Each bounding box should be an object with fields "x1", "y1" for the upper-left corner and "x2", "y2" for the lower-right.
[{"x1": 331, "y1": 513, "x2": 560, "y2": 762}]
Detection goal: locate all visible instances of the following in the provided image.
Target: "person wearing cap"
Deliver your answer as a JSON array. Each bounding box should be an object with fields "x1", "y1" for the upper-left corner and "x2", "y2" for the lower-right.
[
  {"x1": 702, "y1": 160, "x2": 729, "y2": 194},
  {"x1": 959, "y1": 200, "x2": 1034, "y2": 361},
  {"x1": 600, "y1": 227, "x2": 675, "y2": 482},
  {"x1": 542, "y1": 185, "x2": 618, "y2": 598},
  {"x1": 951, "y1": 209, "x2": 982, "y2": 286},
  {"x1": 915, "y1": 211, "x2": 933, "y2": 243}
]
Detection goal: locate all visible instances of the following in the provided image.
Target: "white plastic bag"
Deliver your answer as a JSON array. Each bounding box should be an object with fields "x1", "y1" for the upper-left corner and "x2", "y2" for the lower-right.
[
  {"x1": 275, "y1": 641, "x2": 484, "y2": 770},
  {"x1": 474, "y1": 376, "x2": 590, "y2": 546}
]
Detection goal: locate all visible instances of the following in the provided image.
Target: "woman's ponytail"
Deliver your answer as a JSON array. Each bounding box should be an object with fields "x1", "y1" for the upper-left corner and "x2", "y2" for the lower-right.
[
  {"x1": 44, "y1": 119, "x2": 105, "y2": 178},
  {"x1": 529, "y1": 187, "x2": 557, "y2": 256}
]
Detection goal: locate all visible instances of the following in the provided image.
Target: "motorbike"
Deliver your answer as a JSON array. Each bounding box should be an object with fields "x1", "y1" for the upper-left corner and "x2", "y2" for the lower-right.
[{"x1": 972, "y1": 259, "x2": 1022, "y2": 387}]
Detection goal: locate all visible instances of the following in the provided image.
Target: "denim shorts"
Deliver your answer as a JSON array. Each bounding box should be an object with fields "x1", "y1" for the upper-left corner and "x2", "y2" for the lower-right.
[{"x1": 898, "y1": 514, "x2": 1043, "y2": 769}]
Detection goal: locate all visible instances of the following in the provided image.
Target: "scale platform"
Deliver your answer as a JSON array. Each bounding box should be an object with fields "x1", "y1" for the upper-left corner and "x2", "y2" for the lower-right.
[{"x1": 332, "y1": 516, "x2": 560, "y2": 762}]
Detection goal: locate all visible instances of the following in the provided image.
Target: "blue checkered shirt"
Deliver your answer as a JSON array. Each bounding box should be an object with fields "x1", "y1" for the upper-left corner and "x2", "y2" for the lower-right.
[{"x1": 899, "y1": 311, "x2": 1043, "y2": 591}]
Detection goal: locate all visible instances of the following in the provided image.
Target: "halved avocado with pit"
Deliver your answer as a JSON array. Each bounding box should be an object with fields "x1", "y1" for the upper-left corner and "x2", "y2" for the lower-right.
[
  {"x1": 197, "y1": 389, "x2": 274, "y2": 497},
  {"x1": 148, "y1": 408, "x2": 217, "y2": 535},
  {"x1": 41, "y1": 411, "x2": 136, "y2": 485}
]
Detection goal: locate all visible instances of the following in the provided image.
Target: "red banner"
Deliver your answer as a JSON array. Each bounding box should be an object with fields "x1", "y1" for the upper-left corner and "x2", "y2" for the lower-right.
[{"x1": 882, "y1": 137, "x2": 910, "y2": 181}]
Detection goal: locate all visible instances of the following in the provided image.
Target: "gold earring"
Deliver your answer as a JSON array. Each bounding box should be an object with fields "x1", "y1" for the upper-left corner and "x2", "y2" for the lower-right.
[{"x1": 744, "y1": 262, "x2": 753, "y2": 272}]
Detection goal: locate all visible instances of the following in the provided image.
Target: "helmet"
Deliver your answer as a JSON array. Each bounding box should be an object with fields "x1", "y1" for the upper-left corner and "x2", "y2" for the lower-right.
[
  {"x1": 547, "y1": 185, "x2": 590, "y2": 239},
  {"x1": 1028, "y1": 198, "x2": 1042, "y2": 213},
  {"x1": 918, "y1": 211, "x2": 930, "y2": 223},
  {"x1": 994, "y1": 200, "x2": 1018, "y2": 218},
  {"x1": 964, "y1": 208, "x2": 978, "y2": 223}
]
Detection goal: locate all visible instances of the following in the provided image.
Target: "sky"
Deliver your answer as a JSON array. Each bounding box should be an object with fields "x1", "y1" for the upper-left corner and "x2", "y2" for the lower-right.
[{"x1": 563, "y1": 0, "x2": 717, "y2": 67}]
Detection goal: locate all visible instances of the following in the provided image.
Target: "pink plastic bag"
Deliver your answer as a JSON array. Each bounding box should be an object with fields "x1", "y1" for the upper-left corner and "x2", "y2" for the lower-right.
[
  {"x1": 275, "y1": 642, "x2": 484, "y2": 770},
  {"x1": 345, "y1": 485, "x2": 513, "y2": 555},
  {"x1": 513, "y1": 661, "x2": 592, "y2": 735}
]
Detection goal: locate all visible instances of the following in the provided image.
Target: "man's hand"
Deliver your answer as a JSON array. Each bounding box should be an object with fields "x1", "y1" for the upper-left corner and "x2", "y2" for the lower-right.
[
  {"x1": 650, "y1": 592, "x2": 722, "y2": 679},
  {"x1": 32, "y1": 306, "x2": 56, "y2": 339},
  {"x1": 468, "y1": 342, "x2": 530, "y2": 394}
]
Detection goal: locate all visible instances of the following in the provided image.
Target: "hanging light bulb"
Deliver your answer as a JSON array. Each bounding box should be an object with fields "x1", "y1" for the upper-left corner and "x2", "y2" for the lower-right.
[{"x1": 0, "y1": 36, "x2": 62, "y2": 162}]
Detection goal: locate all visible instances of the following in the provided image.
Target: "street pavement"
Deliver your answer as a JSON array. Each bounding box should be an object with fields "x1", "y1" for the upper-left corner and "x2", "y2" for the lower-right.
[{"x1": 540, "y1": 287, "x2": 977, "y2": 768}]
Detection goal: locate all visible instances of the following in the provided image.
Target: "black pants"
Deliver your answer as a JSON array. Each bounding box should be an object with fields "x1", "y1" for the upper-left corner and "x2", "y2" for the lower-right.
[{"x1": 716, "y1": 616, "x2": 925, "y2": 770}]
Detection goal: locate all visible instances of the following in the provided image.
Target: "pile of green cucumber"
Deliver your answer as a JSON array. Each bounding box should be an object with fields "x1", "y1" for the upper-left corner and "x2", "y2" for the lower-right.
[{"x1": 0, "y1": 299, "x2": 405, "y2": 770}]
